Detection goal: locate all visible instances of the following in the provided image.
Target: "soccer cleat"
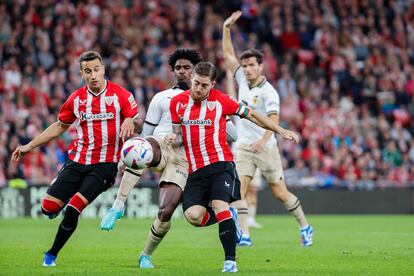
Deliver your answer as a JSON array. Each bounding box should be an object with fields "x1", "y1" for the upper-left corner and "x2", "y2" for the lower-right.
[
  {"x1": 247, "y1": 217, "x2": 263, "y2": 229},
  {"x1": 300, "y1": 225, "x2": 313, "y2": 247},
  {"x1": 229, "y1": 207, "x2": 242, "y2": 243},
  {"x1": 100, "y1": 208, "x2": 124, "y2": 231},
  {"x1": 139, "y1": 254, "x2": 154, "y2": 269},
  {"x1": 237, "y1": 233, "x2": 252, "y2": 247},
  {"x1": 222, "y1": 260, "x2": 238, "y2": 272},
  {"x1": 42, "y1": 252, "x2": 57, "y2": 267}
]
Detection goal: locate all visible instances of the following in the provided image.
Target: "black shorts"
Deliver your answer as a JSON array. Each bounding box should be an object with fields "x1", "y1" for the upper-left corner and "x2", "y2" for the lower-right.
[
  {"x1": 47, "y1": 159, "x2": 118, "y2": 204},
  {"x1": 182, "y1": 161, "x2": 241, "y2": 211}
]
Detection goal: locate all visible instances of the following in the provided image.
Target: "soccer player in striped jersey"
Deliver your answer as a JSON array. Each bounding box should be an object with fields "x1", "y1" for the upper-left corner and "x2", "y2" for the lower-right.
[
  {"x1": 11, "y1": 51, "x2": 142, "y2": 267},
  {"x1": 100, "y1": 49, "x2": 238, "y2": 269},
  {"x1": 223, "y1": 11, "x2": 313, "y2": 247},
  {"x1": 167, "y1": 61, "x2": 299, "y2": 272}
]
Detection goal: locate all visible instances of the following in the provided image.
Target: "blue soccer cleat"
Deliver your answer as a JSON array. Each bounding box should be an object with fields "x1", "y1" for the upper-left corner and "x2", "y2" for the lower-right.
[
  {"x1": 229, "y1": 207, "x2": 242, "y2": 243},
  {"x1": 300, "y1": 225, "x2": 313, "y2": 247},
  {"x1": 42, "y1": 252, "x2": 57, "y2": 267},
  {"x1": 222, "y1": 260, "x2": 238, "y2": 272},
  {"x1": 139, "y1": 254, "x2": 154, "y2": 269},
  {"x1": 100, "y1": 208, "x2": 124, "y2": 231},
  {"x1": 237, "y1": 233, "x2": 252, "y2": 247}
]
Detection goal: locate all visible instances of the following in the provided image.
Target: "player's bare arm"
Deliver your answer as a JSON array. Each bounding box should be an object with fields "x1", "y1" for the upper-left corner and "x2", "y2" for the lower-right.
[
  {"x1": 223, "y1": 11, "x2": 242, "y2": 74},
  {"x1": 165, "y1": 124, "x2": 183, "y2": 147},
  {"x1": 245, "y1": 109, "x2": 300, "y2": 143},
  {"x1": 250, "y1": 113, "x2": 278, "y2": 153},
  {"x1": 11, "y1": 121, "x2": 70, "y2": 162}
]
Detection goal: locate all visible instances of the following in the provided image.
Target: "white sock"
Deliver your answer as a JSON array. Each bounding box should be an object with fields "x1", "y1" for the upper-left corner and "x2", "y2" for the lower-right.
[
  {"x1": 248, "y1": 205, "x2": 257, "y2": 220},
  {"x1": 112, "y1": 199, "x2": 125, "y2": 210}
]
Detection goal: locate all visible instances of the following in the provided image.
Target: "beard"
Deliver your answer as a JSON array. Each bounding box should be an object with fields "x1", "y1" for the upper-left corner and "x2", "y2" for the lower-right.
[{"x1": 176, "y1": 80, "x2": 190, "y2": 90}]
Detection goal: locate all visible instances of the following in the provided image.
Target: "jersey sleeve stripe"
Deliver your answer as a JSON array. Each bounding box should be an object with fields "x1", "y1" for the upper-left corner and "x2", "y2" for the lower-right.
[
  {"x1": 144, "y1": 120, "x2": 158, "y2": 127},
  {"x1": 58, "y1": 119, "x2": 73, "y2": 125}
]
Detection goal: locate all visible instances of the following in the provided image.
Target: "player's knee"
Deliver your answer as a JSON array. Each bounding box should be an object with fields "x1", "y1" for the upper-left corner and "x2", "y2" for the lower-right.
[
  {"x1": 41, "y1": 198, "x2": 63, "y2": 216},
  {"x1": 184, "y1": 209, "x2": 203, "y2": 226},
  {"x1": 270, "y1": 184, "x2": 287, "y2": 200},
  {"x1": 67, "y1": 194, "x2": 88, "y2": 213}
]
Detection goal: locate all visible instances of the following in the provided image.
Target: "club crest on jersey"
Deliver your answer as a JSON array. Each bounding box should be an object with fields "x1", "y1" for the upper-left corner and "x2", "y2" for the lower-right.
[
  {"x1": 105, "y1": 96, "x2": 114, "y2": 105},
  {"x1": 179, "y1": 102, "x2": 188, "y2": 109},
  {"x1": 79, "y1": 99, "x2": 87, "y2": 105},
  {"x1": 207, "y1": 101, "x2": 216, "y2": 111}
]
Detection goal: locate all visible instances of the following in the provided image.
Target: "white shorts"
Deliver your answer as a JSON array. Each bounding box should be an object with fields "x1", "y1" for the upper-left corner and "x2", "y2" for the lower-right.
[
  {"x1": 235, "y1": 143, "x2": 284, "y2": 183},
  {"x1": 150, "y1": 136, "x2": 188, "y2": 190}
]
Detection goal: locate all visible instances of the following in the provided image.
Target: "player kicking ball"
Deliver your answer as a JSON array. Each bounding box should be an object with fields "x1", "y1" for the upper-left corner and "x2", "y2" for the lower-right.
[{"x1": 99, "y1": 49, "x2": 239, "y2": 269}]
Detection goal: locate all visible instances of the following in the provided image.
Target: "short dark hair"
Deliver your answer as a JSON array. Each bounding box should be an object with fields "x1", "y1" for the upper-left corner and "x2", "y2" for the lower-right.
[
  {"x1": 79, "y1": 51, "x2": 103, "y2": 67},
  {"x1": 194, "y1": 61, "x2": 217, "y2": 81},
  {"x1": 240, "y1": 49, "x2": 263, "y2": 64},
  {"x1": 168, "y1": 49, "x2": 203, "y2": 70}
]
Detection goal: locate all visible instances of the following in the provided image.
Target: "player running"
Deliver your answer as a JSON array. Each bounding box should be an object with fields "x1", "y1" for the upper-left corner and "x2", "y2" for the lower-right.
[
  {"x1": 11, "y1": 51, "x2": 142, "y2": 267},
  {"x1": 167, "y1": 61, "x2": 299, "y2": 272},
  {"x1": 223, "y1": 11, "x2": 313, "y2": 247}
]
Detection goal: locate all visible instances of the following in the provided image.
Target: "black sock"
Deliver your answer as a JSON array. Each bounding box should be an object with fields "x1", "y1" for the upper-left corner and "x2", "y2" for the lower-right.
[
  {"x1": 200, "y1": 206, "x2": 217, "y2": 226},
  {"x1": 217, "y1": 215, "x2": 236, "y2": 261},
  {"x1": 47, "y1": 206, "x2": 80, "y2": 256}
]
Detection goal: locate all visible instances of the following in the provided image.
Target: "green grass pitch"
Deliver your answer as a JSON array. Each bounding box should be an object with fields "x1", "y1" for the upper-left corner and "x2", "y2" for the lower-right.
[{"x1": 0, "y1": 215, "x2": 413, "y2": 275}]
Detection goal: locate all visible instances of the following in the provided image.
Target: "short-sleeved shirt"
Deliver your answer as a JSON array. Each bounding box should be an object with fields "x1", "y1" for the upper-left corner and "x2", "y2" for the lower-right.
[
  {"x1": 234, "y1": 66, "x2": 280, "y2": 148},
  {"x1": 170, "y1": 88, "x2": 250, "y2": 173},
  {"x1": 58, "y1": 80, "x2": 139, "y2": 165},
  {"x1": 145, "y1": 87, "x2": 183, "y2": 137}
]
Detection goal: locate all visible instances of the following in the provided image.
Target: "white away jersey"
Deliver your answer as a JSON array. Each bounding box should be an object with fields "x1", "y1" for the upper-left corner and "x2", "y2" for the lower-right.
[
  {"x1": 234, "y1": 66, "x2": 280, "y2": 148},
  {"x1": 145, "y1": 87, "x2": 183, "y2": 137}
]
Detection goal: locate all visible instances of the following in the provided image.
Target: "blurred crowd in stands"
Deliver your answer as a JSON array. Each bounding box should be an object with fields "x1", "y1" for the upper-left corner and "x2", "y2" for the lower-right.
[{"x1": 1, "y1": 0, "x2": 414, "y2": 189}]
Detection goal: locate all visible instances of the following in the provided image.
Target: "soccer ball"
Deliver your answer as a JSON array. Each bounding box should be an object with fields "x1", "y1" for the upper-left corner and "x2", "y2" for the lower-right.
[{"x1": 121, "y1": 137, "x2": 153, "y2": 170}]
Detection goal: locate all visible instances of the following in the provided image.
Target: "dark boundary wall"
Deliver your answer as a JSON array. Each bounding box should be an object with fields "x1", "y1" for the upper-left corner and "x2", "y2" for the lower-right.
[
  {"x1": 258, "y1": 188, "x2": 414, "y2": 214},
  {"x1": 0, "y1": 187, "x2": 413, "y2": 218}
]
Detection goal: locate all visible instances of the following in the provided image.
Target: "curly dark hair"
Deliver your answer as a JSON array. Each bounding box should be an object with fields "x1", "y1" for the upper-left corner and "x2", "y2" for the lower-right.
[{"x1": 168, "y1": 49, "x2": 203, "y2": 70}]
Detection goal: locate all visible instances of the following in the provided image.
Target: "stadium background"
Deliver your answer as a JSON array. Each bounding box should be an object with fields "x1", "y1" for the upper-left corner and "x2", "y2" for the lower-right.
[{"x1": 1, "y1": 0, "x2": 414, "y2": 216}]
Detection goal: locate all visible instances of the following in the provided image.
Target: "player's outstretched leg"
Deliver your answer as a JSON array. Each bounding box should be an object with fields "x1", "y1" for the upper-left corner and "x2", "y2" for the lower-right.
[
  {"x1": 270, "y1": 182, "x2": 313, "y2": 246},
  {"x1": 215, "y1": 207, "x2": 238, "y2": 272},
  {"x1": 101, "y1": 168, "x2": 142, "y2": 230},
  {"x1": 139, "y1": 182, "x2": 181, "y2": 268},
  {"x1": 42, "y1": 194, "x2": 86, "y2": 267}
]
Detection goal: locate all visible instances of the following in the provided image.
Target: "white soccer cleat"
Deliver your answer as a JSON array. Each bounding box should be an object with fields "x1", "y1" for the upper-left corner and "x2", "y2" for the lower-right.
[
  {"x1": 222, "y1": 260, "x2": 238, "y2": 272},
  {"x1": 247, "y1": 217, "x2": 263, "y2": 229},
  {"x1": 300, "y1": 225, "x2": 313, "y2": 247}
]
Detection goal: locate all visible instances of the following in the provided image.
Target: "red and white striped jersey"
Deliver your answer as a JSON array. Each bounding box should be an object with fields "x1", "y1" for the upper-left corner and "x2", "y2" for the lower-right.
[
  {"x1": 58, "y1": 80, "x2": 139, "y2": 165},
  {"x1": 170, "y1": 88, "x2": 250, "y2": 173}
]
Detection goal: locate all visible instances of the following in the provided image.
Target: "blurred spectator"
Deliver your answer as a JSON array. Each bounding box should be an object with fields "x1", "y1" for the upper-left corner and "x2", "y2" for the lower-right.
[{"x1": 1, "y1": 0, "x2": 413, "y2": 189}]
